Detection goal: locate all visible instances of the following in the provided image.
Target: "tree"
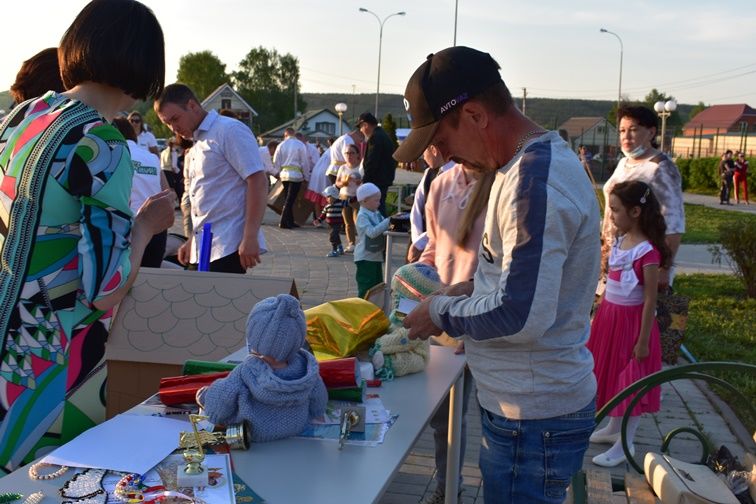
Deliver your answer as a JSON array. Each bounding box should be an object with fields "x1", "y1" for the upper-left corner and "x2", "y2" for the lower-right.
[
  {"x1": 176, "y1": 50, "x2": 228, "y2": 101},
  {"x1": 688, "y1": 101, "x2": 707, "y2": 121},
  {"x1": 643, "y1": 88, "x2": 682, "y2": 135},
  {"x1": 232, "y1": 46, "x2": 306, "y2": 133},
  {"x1": 382, "y1": 113, "x2": 398, "y2": 149}
]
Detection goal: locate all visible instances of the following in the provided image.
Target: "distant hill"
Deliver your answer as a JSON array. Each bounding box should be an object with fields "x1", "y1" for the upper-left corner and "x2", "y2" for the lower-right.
[
  {"x1": 0, "y1": 88, "x2": 694, "y2": 131},
  {"x1": 302, "y1": 92, "x2": 694, "y2": 131}
]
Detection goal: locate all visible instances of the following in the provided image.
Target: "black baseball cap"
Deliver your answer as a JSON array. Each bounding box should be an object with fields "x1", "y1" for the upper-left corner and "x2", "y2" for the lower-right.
[
  {"x1": 356, "y1": 111, "x2": 378, "y2": 128},
  {"x1": 393, "y1": 46, "x2": 503, "y2": 162}
]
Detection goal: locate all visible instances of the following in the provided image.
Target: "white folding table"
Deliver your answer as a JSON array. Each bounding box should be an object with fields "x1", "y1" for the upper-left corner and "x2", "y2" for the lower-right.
[{"x1": 0, "y1": 346, "x2": 466, "y2": 504}]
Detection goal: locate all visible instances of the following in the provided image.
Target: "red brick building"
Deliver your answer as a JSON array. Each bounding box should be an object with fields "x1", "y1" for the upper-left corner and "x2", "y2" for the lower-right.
[{"x1": 683, "y1": 104, "x2": 756, "y2": 136}]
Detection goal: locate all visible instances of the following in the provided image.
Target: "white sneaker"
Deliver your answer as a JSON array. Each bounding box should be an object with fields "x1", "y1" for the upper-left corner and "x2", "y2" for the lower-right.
[
  {"x1": 344, "y1": 244, "x2": 355, "y2": 253},
  {"x1": 592, "y1": 445, "x2": 635, "y2": 468}
]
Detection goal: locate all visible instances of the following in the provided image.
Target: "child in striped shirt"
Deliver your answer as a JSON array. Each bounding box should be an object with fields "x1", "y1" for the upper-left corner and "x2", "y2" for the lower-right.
[{"x1": 314, "y1": 185, "x2": 345, "y2": 257}]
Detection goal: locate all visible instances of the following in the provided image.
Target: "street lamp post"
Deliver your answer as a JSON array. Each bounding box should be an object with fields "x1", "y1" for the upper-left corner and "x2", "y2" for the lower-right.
[
  {"x1": 359, "y1": 8, "x2": 406, "y2": 118},
  {"x1": 335, "y1": 102, "x2": 348, "y2": 136},
  {"x1": 654, "y1": 100, "x2": 677, "y2": 154},
  {"x1": 600, "y1": 28, "x2": 623, "y2": 150}
]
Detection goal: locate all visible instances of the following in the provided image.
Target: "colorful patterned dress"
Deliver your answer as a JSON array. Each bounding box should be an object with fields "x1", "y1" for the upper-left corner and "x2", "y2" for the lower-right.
[{"x1": 0, "y1": 92, "x2": 133, "y2": 471}]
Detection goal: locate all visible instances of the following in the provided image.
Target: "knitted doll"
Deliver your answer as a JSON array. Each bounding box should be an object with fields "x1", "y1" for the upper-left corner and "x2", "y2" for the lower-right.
[
  {"x1": 370, "y1": 263, "x2": 441, "y2": 380},
  {"x1": 199, "y1": 294, "x2": 328, "y2": 442}
]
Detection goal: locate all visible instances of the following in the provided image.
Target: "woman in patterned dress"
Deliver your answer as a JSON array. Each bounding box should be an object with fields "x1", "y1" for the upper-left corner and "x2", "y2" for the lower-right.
[{"x1": 0, "y1": 0, "x2": 173, "y2": 471}]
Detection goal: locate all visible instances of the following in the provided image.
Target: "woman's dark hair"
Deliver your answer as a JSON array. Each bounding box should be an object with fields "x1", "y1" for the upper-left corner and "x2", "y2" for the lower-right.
[
  {"x1": 59, "y1": 0, "x2": 165, "y2": 100},
  {"x1": 112, "y1": 117, "x2": 137, "y2": 142},
  {"x1": 610, "y1": 180, "x2": 671, "y2": 268},
  {"x1": 127, "y1": 111, "x2": 146, "y2": 133},
  {"x1": 617, "y1": 105, "x2": 659, "y2": 148},
  {"x1": 10, "y1": 48, "x2": 64, "y2": 103}
]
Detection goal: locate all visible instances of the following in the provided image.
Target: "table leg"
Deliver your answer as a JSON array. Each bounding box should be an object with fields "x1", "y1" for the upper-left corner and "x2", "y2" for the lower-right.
[
  {"x1": 383, "y1": 233, "x2": 394, "y2": 312},
  {"x1": 444, "y1": 369, "x2": 464, "y2": 504}
]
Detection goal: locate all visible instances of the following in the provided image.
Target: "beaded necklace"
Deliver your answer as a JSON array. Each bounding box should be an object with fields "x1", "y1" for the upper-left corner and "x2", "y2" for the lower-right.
[{"x1": 28, "y1": 461, "x2": 69, "y2": 480}]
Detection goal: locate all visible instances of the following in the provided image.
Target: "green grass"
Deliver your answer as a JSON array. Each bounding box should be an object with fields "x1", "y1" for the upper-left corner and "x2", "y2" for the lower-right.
[
  {"x1": 595, "y1": 188, "x2": 756, "y2": 244},
  {"x1": 674, "y1": 274, "x2": 756, "y2": 429},
  {"x1": 682, "y1": 204, "x2": 756, "y2": 244}
]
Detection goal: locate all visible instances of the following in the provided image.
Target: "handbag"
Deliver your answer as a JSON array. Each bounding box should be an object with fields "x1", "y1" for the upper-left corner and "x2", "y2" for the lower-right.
[{"x1": 645, "y1": 452, "x2": 740, "y2": 504}]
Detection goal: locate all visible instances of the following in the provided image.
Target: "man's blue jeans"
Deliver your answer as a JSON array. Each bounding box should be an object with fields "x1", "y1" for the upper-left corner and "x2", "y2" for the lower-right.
[{"x1": 479, "y1": 399, "x2": 595, "y2": 503}]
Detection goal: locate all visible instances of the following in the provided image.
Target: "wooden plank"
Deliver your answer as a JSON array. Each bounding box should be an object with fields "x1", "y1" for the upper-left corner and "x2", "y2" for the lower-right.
[
  {"x1": 624, "y1": 472, "x2": 660, "y2": 504},
  {"x1": 585, "y1": 469, "x2": 613, "y2": 504}
]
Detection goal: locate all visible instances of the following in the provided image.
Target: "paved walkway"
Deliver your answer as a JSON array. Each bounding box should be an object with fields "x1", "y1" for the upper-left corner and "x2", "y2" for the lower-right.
[{"x1": 167, "y1": 170, "x2": 753, "y2": 503}]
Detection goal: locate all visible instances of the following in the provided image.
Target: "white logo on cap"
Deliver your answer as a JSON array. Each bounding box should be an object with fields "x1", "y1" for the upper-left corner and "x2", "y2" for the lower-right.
[{"x1": 403, "y1": 98, "x2": 410, "y2": 111}]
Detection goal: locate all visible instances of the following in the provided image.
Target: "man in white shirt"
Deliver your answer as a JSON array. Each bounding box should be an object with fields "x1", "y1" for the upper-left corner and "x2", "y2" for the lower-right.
[
  {"x1": 155, "y1": 84, "x2": 268, "y2": 273},
  {"x1": 258, "y1": 140, "x2": 278, "y2": 176},
  {"x1": 112, "y1": 117, "x2": 170, "y2": 268},
  {"x1": 296, "y1": 132, "x2": 321, "y2": 173},
  {"x1": 273, "y1": 128, "x2": 309, "y2": 229},
  {"x1": 326, "y1": 130, "x2": 364, "y2": 184}
]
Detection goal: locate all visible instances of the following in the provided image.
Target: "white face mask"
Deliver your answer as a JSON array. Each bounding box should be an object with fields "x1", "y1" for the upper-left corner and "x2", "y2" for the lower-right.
[{"x1": 622, "y1": 145, "x2": 647, "y2": 160}]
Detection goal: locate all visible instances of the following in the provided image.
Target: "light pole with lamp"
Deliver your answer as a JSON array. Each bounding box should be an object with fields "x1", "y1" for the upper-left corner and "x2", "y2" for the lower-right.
[
  {"x1": 359, "y1": 8, "x2": 406, "y2": 118},
  {"x1": 600, "y1": 28, "x2": 623, "y2": 152},
  {"x1": 335, "y1": 102, "x2": 348, "y2": 136},
  {"x1": 654, "y1": 100, "x2": 677, "y2": 154}
]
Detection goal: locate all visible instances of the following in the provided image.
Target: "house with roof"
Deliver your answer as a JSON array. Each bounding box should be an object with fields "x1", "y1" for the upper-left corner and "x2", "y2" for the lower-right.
[
  {"x1": 682, "y1": 104, "x2": 756, "y2": 136},
  {"x1": 260, "y1": 109, "x2": 351, "y2": 142},
  {"x1": 557, "y1": 116, "x2": 617, "y2": 158},
  {"x1": 201, "y1": 83, "x2": 259, "y2": 129},
  {"x1": 670, "y1": 104, "x2": 755, "y2": 158}
]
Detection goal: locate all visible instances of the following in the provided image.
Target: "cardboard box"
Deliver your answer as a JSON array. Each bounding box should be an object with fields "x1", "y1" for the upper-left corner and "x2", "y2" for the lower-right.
[{"x1": 105, "y1": 268, "x2": 297, "y2": 418}]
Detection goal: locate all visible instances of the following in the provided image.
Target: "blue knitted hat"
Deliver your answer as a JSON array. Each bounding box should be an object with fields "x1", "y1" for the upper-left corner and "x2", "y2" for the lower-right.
[{"x1": 246, "y1": 294, "x2": 306, "y2": 362}]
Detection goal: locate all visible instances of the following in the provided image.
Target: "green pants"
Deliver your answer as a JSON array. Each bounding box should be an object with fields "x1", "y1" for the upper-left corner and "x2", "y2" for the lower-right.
[{"x1": 356, "y1": 260, "x2": 383, "y2": 298}]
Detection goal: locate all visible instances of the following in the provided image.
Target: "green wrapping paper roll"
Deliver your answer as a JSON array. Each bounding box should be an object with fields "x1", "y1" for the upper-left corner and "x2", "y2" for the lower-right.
[
  {"x1": 183, "y1": 360, "x2": 238, "y2": 375},
  {"x1": 327, "y1": 381, "x2": 365, "y2": 402}
]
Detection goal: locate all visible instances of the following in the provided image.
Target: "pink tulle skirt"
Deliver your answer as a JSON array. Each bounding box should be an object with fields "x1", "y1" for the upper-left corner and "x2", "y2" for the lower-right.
[{"x1": 587, "y1": 300, "x2": 662, "y2": 417}]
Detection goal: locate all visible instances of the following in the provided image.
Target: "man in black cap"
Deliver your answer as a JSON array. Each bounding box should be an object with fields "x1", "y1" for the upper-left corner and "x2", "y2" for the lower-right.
[
  {"x1": 356, "y1": 112, "x2": 397, "y2": 215},
  {"x1": 398, "y1": 47, "x2": 600, "y2": 503}
]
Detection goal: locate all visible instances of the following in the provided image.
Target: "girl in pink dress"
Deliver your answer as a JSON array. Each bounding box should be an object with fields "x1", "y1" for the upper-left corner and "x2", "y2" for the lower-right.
[{"x1": 587, "y1": 180, "x2": 671, "y2": 467}]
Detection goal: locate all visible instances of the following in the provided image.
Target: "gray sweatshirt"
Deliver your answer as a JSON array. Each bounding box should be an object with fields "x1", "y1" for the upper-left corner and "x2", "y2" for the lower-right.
[{"x1": 430, "y1": 131, "x2": 600, "y2": 420}]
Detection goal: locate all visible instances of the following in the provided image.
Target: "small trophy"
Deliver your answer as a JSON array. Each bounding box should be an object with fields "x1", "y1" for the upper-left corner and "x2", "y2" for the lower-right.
[
  {"x1": 177, "y1": 414, "x2": 210, "y2": 488},
  {"x1": 338, "y1": 406, "x2": 365, "y2": 450}
]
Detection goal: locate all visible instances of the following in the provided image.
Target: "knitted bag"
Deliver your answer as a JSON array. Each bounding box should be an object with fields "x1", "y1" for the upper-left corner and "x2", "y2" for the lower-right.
[{"x1": 371, "y1": 263, "x2": 441, "y2": 379}]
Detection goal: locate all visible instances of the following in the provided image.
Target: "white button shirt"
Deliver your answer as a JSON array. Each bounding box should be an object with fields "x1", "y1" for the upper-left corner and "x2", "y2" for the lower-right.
[
  {"x1": 186, "y1": 110, "x2": 267, "y2": 263},
  {"x1": 273, "y1": 137, "x2": 309, "y2": 182}
]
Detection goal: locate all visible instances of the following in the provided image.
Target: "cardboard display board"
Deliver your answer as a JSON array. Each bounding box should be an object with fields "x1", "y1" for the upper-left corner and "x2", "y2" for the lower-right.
[{"x1": 105, "y1": 268, "x2": 297, "y2": 417}]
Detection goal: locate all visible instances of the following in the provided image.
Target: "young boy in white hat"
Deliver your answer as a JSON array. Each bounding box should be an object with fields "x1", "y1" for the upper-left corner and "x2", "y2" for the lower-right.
[{"x1": 354, "y1": 182, "x2": 390, "y2": 298}]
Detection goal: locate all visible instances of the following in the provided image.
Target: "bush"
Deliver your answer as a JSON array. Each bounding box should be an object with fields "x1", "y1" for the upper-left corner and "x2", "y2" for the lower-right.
[
  {"x1": 708, "y1": 219, "x2": 756, "y2": 297},
  {"x1": 676, "y1": 156, "x2": 756, "y2": 192}
]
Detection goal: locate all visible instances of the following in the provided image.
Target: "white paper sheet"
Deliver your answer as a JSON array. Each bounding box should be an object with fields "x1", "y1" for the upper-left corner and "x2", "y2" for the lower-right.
[{"x1": 42, "y1": 414, "x2": 188, "y2": 474}]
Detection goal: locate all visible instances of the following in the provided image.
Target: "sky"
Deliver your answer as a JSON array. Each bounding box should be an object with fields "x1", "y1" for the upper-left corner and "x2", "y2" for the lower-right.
[{"x1": 2, "y1": 0, "x2": 755, "y2": 107}]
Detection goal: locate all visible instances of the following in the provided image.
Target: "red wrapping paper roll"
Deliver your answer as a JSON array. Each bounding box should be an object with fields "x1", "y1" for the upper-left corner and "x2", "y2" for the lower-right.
[
  {"x1": 318, "y1": 357, "x2": 360, "y2": 389},
  {"x1": 158, "y1": 371, "x2": 230, "y2": 406}
]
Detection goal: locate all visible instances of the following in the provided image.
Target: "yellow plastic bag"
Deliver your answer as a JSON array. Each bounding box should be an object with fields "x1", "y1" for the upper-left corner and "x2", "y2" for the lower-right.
[{"x1": 305, "y1": 298, "x2": 390, "y2": 361}]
